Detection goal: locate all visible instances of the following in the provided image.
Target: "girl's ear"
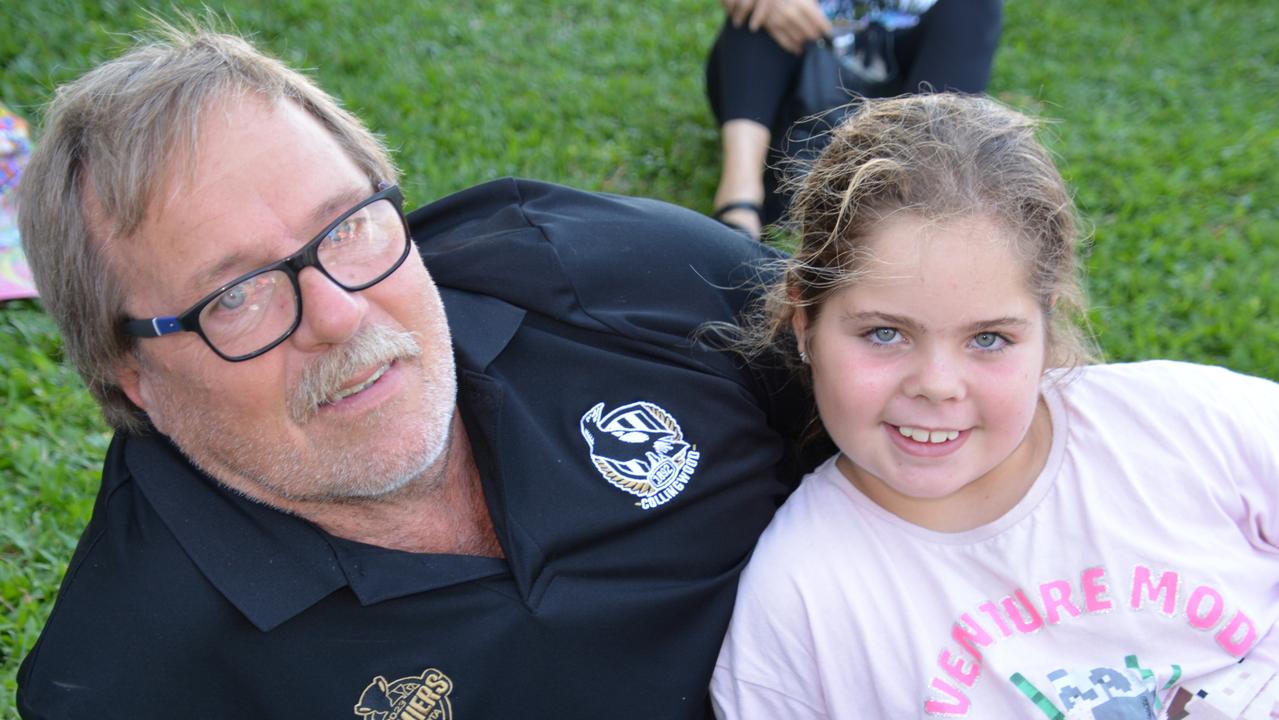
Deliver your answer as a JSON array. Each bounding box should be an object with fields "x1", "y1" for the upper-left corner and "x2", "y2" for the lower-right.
[{"x1": 789, "y1": 287, "x2": 809, "y2": 356}]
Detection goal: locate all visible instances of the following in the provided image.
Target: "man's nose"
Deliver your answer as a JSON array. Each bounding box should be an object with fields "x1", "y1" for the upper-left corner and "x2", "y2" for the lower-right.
[{"x1": 290, "y1": 266, "x2": 366, "y2": 349}]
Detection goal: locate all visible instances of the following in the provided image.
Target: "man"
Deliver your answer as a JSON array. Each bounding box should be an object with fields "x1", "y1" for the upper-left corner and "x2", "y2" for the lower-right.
[{"x1": 16, "y1": 26, "x2": 810, "y2": 719}]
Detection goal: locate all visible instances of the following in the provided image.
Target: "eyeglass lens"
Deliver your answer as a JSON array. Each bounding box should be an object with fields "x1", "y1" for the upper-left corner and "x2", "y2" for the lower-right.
[{"x1": 197, "y1": 197, "x2": 406, "y2": 358}]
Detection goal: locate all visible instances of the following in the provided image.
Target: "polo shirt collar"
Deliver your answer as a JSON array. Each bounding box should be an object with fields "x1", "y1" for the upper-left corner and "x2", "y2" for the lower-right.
[
  {"x1": 438, "y1": 286, "x2": 524, "y2": 372},
  {"x1": 125, "y1": 434, "x2": 345, "y2": 632}
]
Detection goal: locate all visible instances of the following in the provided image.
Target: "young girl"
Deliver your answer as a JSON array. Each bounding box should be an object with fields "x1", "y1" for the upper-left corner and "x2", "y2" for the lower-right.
[{"x1": 711, "y1": 94, "x2": 1279, "y2": 719}]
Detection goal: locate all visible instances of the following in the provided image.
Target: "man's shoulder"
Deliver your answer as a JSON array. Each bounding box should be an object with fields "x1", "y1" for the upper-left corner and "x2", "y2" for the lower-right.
[
  {"x1": 409, "y1": 177, "x2": 775, "y2": 264},
  {"x1": 17, "y1": 435, "x2": 232, "y2": 715},
  {"x1": 411, "y1": 178, "x2": 780, "y2": 331}
]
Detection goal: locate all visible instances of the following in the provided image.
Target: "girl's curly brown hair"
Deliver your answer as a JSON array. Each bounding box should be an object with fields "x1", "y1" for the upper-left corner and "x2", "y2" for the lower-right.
[{"x1": 734, "y1": 93, "x2": 1097, "y2": 376}]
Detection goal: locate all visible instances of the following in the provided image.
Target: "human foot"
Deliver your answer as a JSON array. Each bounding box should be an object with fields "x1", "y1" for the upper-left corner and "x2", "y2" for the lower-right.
[{"x1": 712, "y1": 200, "x2": 764, "y2": 239}]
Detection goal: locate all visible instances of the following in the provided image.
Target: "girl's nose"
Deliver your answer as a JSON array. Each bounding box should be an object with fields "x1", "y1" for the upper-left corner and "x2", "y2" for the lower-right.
[{"x1": 905, "y1": 348, "x2": 966, "y2": 403}]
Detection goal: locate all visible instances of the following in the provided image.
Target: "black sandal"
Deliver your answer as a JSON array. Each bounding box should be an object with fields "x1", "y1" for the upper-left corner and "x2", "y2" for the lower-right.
[{"x1": 711, "y1": 200, "x2": 764, "y2": 238}]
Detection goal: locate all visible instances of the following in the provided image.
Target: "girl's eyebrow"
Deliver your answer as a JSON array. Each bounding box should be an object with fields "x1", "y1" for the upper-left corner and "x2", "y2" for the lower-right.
[
  {"x1": 841, "y1": 311, "x2": 1032, "y2": 334},
  {"x1": 963, "y1": 317, "x2": 1031, "y2": 334},
  {"x1": 842, "y1": 311, "x2": 920, "y2": 331}
]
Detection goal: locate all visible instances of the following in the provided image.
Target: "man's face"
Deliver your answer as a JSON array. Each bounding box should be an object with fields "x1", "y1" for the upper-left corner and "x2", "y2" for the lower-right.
[{"x1": 116, "y1": 95, "x2": 457, "y2": 503}]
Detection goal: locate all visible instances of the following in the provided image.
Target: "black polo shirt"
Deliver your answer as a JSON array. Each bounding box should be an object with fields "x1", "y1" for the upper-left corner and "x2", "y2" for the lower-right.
[{"x1": 17, "y1": 179, "x2": 811, "y2": 719}]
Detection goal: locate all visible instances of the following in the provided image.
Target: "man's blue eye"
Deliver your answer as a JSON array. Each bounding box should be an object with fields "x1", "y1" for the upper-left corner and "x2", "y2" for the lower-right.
[
  {"x1": 213, "y1": 274, "x2": 276, "y2": 314},
  {"x1": 218, "y1": 285, "x2": 248, "y2": 311},
  {"x1": 329, "y1": 219, "x2": 356, "y2": 243}
]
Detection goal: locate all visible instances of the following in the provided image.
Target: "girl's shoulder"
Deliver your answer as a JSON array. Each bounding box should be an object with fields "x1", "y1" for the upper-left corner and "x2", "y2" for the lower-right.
[
  {"x1": 1049, "y1": 360, "x2": 1279, "y2": 475},
  {"x1": 743, "y1": 455, "x2": 901, "y2": 583},
  {"x1": 760, "y1": 455, "x2": 859, "y2": 541},
  {"x1": 1053, "y1": 360, "x2": 1278, "y2": 420}
]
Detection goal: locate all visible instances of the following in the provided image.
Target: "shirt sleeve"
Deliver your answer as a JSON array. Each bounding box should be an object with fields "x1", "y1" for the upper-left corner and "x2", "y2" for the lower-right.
[
  {"x1": 710, "y1": 525, "x2": 831, "y2": 719},
  {"x1": 1214, "y1": 366, "x2": 1279, "y2": 550},
  {"x1": 711, "y1": 675, "x2": 830, "y2": 720},
  {"x1": 1139, "y1": 362, "x2": 1279, "y2": 550}
]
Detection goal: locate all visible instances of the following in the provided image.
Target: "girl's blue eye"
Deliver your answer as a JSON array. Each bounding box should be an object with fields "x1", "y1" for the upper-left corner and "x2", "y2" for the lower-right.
[
  {"x1": 869, "y1": 327, "x2": 901, "y2": 345},
  {"x1": 973, "y1": 332, "x2": 1006, "y2": 350}
]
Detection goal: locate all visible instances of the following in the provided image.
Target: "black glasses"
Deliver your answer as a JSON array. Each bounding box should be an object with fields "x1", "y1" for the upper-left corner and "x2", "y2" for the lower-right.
[{"x1": 122, "y1": 183, "x2": 413, "y2": 362}]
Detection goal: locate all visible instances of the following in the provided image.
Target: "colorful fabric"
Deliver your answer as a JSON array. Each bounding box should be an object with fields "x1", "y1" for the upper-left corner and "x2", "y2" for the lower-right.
[
  {"x1": 713, "y1": 360, "x2": 1279, "y2": 719},
  {"x1": 819, "y1": 0, "x2": 939, "y2": 28},
  {"x1": 0, "y1": 103, "x2": 37, "y2": 301},
  {"x1": 818, "y1": 0, "x2": 941, "y2": 82}
]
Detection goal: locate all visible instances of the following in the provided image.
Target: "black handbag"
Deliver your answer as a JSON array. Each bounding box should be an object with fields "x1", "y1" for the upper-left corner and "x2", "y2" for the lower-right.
[{"x1": 767, "y1": 42, "x2": 865, "y2": 219}]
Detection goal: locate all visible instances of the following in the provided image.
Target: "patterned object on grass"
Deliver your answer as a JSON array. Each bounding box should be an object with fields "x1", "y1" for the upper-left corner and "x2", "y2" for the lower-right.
[{"x1": 1, "y1": 103, "x2": 37, "y2": 301}]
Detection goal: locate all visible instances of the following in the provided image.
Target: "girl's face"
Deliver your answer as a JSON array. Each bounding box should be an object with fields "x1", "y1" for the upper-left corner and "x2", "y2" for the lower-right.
[{"x1": 794, "y1": 213, "x2": 1053, "y2": 531}]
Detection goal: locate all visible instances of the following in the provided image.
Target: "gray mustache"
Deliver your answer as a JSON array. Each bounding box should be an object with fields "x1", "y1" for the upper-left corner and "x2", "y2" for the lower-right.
[{"x1": 289, "y1": 325, "x2": 423, "y2": 422}]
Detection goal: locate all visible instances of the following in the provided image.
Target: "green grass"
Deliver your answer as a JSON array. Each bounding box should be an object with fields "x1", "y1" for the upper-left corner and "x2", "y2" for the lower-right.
[
  {"x1": 0, "y1": 304, "x2": 108, "y2": 708},
  {"x1": 1001, "y1": 1, "x2": 1279, "y2": 371},
  {"x1": 1, "y1": 0, "x2": 1275, "y2": 714}
]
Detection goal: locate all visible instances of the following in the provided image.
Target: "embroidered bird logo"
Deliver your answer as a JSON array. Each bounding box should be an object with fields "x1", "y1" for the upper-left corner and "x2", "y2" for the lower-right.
[{"x1": 580, "y1": 401, "x2": 692, "y2": 497}]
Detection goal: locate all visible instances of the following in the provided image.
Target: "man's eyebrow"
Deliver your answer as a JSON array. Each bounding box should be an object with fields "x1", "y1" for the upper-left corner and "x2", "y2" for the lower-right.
[
  {"x1": 306, "y1": 185, "x2": 372, "y2": 230},
  {"x1": 192, "y1": 251, "x2": 265, "y2": 296},
  {"x1": 189, "y1": 185, "x2": 372, "y2": 295}
]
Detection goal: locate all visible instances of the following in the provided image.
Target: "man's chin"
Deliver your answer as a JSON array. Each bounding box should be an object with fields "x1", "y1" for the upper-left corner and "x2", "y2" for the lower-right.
[
  {"x1": 164, "y1": 406, "x2": 450, "y2": 509},
  {"x1": 151, "y1": 357, "x2": 457, "y2": 508},
  {"x1": 273, "y1": 419, "x2": 452, "y2": 504}
]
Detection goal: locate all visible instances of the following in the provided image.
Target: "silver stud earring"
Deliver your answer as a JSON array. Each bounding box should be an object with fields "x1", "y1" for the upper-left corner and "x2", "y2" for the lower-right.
[{"x1": 799, "y1": 349, "x2": 809, "y2": 365}]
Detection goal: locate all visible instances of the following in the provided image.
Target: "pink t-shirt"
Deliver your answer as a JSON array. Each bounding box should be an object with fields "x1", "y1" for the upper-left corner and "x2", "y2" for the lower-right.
[{"x1": 713, "y1": 361, "x2": 1279, "y2": 719}]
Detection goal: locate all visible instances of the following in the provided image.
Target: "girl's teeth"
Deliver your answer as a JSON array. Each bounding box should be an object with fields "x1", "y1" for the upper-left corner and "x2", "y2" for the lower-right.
[{"x1": 897, "y1": 426, "x2": 960, "y2": 443}]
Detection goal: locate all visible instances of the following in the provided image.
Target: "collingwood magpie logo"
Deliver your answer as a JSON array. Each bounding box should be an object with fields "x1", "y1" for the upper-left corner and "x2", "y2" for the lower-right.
[
  {"x1": 353, "y1": 668, "x2": 453, "y2": 720},
  {"x1": 579, "y1": 401, "x2": 700, "y2": 510}
]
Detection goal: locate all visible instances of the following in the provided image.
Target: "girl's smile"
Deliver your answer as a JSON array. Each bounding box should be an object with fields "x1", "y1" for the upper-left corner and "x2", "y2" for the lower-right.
[{"x1": 887, "y1": 424, "x2": 969, "y2": 457}]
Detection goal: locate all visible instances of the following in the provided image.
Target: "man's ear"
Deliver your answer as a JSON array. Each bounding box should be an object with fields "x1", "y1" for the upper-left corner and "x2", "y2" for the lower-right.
[{"x1": 115, "y1": 352, "x2": 151, "y2": 413}]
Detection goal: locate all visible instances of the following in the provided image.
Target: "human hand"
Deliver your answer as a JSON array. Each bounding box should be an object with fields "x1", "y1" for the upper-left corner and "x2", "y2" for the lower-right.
[
  {"x1": 720, "y1": 0, "x2": 760, "y2": 29},
  {"x1": 745, "y1": 0, "x2": 832, "y2": 54}
]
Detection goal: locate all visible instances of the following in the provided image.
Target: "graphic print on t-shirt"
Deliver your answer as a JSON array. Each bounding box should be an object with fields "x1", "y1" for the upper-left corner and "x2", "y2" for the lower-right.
[
  {"x1": 1005, "y1": 655, "x2": 1279, "y2": 719},
  {"x1": 923, "y1": 563, "x2": 1265, "y2": 717},
  {"x1": 1009, "y1": 656, "x2": 1163, "y2": 719}
]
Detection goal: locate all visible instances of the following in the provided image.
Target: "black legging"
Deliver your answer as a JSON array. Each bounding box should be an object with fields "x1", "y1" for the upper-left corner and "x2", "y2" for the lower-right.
[{"x1": 705, "y1": 0, "x2": 1003, "y2": 223}]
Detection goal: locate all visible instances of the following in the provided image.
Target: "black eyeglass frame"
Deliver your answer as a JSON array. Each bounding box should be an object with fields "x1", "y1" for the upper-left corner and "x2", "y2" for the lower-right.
[{"x1": 121, "y1": 183, "x2": 412, "y2": 362}]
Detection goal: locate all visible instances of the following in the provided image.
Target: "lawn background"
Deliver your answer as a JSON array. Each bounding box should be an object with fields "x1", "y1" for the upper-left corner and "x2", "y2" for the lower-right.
[{"x1": 1, "y1": 0, "x2": 1276, "y2": 713}]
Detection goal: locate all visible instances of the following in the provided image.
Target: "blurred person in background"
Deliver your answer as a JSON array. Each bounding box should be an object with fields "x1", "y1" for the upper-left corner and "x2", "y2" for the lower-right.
[{"x1": 706, "y1": 0, "x2": 1002, "y2": 238}]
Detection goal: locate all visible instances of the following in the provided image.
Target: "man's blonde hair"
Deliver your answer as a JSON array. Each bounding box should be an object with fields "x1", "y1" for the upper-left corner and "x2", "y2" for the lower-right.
[{"x1": 19, "y1": 23, "x2": 398, "y2": 432}]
